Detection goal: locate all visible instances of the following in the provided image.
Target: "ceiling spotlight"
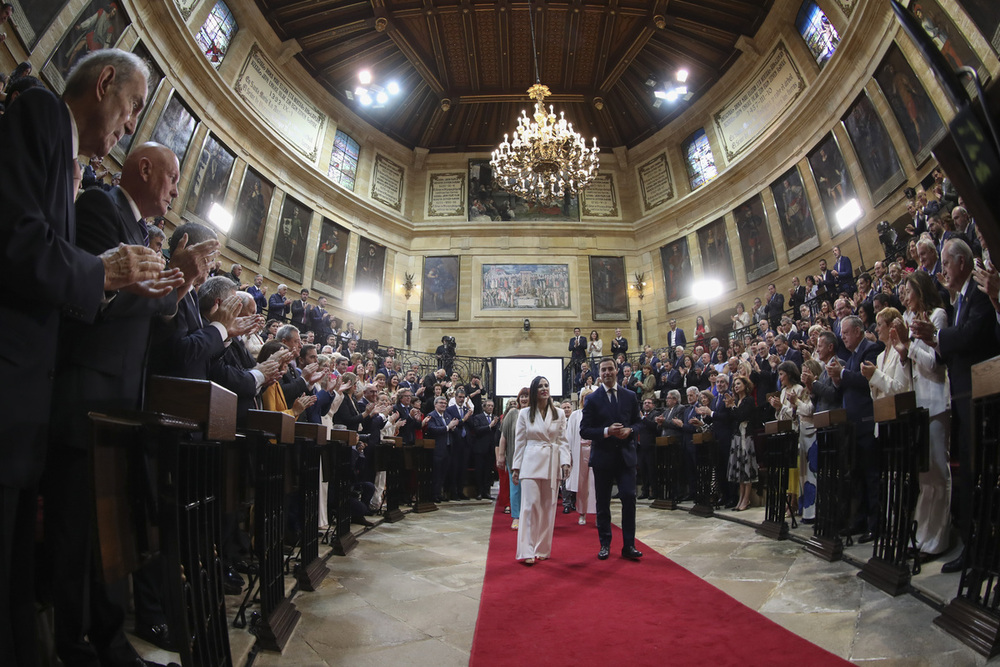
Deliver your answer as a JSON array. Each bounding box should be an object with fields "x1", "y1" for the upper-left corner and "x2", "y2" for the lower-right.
[
  {"x1": 387, "y1": 81, "x2": 400, "y2": 95},
  {"x1": 376, "y1": 91, "x2": 389, "y2": 104},
  {"x1": 676, "y1": 85, "x2": 687, "y2": 96},
  {"x1": 654, "y1": 90, "x2": 668, "y2": 100},
  {"x1": 676, "y1": 68, "x2": 689, "y2": 82},
  {"x1": 665, "y1": 89, "x2": 678, "y2": 102},
  {"x1": 358, "y1": 70, "x2": 372, "y2": 85},
  {"x1": 360, "y1": 92, "x2": 373, "y2": 106}
]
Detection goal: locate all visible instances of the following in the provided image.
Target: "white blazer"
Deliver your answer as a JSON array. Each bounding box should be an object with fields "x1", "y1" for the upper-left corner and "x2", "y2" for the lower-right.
[
  {"x1": 564, "y1": 409, "x2": 589, "y2": 493},
  {"x1": 904, "y1": 308, "x2": 951, "y2": 416},
  {"x1": 513, "y1": 405, "x2": 571, "y2": 487},
  {"x1": 869, "y1": 345, "x2": 912, "y2": 401}
]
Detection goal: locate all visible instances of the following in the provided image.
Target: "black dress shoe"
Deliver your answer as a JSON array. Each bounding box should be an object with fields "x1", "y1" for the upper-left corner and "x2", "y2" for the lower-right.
[
  {"x1": 562, "y1": 506, "x2": 572, "y2": 514},
  {"x1": 455, "y1": 493, "x2": 469, "y2": 500},
  {"x1": 637, "y1": 493, "x2": 649, "y2": 500},
  {"x1": 223, "y1": 566, "x2": 244, "y2": 595},
  {"x1": 621, "y1": 546, "x2": 643, "y2": 560},
  {"x1": 941, "y1": 553, "x2": 967, "y2": 574},
  {"x1": 597, "y1": 545, "x2": 610, "y2": 560},
  {"x1": 483, "y1": 494, "x2": 493, "y2": 500},
  {"x1": 858, "y1": 532, "x2": 876, "y2": 544},
  {"x1": 134, "y1": 623, "x2": 174, "y2": 652}
]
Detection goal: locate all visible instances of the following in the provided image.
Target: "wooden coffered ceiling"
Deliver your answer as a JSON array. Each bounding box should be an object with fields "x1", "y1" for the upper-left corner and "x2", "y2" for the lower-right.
[{"x1": 253, "y1": 0, "x2": 773, "y2": 152}]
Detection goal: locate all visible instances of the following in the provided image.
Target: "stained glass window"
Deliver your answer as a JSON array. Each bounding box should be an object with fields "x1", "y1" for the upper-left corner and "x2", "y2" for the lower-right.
[
  {"x1": 195, "y1": 2, "x2": 238, "y2": 69},
  {"x1": 683, "y1": 129, "x2": 718, "y2": 191},
  {"x1": 796, "y1": 1, "x2": 840, "y2": 68},
  {"x1": 328, "y1": 130, "x2": 360, "y2": 191}
]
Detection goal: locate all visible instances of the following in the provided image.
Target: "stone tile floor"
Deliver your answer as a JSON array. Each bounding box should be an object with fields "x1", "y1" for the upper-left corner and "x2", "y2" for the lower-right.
[{"x1": 132, "y1": 500, "x2": 995, "y2": 666}]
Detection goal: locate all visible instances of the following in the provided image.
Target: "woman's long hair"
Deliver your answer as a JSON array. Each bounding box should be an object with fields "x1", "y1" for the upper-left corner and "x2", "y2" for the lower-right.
[{"x1": 527, "y1": 375, "x2": 558, "y2": 423}]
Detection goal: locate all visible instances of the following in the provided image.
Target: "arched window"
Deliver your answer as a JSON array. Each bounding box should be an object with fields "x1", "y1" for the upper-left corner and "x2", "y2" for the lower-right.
[
  {"x1": 796, "y1": 1, "x2": 840, "y2": 68},
  {"x1": 195, "y1": 1, "x2": 238, "y2": 69},
  {"x1": 328, "y1": 130, "x2": 360, "y2": 191},
  {"x1": 683, "y1": 129, "x2": 718, "y2": 191}
]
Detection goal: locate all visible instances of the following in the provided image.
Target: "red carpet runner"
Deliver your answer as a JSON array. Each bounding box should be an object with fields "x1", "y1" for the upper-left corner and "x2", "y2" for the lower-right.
[{"x1": 471, "y1": 508, "x2": 849, "y2": 666}]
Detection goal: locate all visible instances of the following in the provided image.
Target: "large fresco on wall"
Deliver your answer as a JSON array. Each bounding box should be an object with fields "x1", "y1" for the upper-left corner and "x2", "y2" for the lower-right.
[
  {"x1": 770, "y1": 166, "x2": 821, "y2": 262},
  {"x1": 842, "y1": 91, "x2": 905, "y2": 205},
  {"x1": 481, "y1": 264, "x2": 571, "y2": 310},
  {"x1": 312, "y1": 218, "x2": 350, "y2": 299},
  {"x1": 696, "y1": 217, "x2": 736, "y2": 290},
  {"x1": 42, "y1": 1, "x2": 130, "y2": 90},
  {"x1": 806, "y1": 132, "x2": 858, "y2": 235},
  {"x1": 873, "y1": 43, "x2": 945, "y2": 164},
  {"x1": 660, "y1": 238, "x2": 695, "y2": 311},
  {"x1": 468, "y1": 159, "x2": 580, "y2": 222},
  {"x1": 227, "y1": 167, "x2": 273, "y2": 262},
  {"x1": 733, "y1": 194, "x2": 778, "y2": 284}
]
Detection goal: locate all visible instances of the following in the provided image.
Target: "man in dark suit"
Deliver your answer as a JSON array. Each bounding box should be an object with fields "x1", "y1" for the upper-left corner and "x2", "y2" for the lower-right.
[
  {"x1": 610, "y1": 327, "x2": 629, "y2": 357},
  {"x1": 774, "y1": 335, "x2": 802, "y2": 372},
  {"x1": 635, "y1": 398, "x2": 660, "y2": 500},
  {"x1": 0, "y1": 50, "x2": 166, "y2": 665},
  {"x1": 580, "y1": 358, "x2": 644, "y2": 561},
  {"x1": 829, "y1": 315, "x2": 880, "y2": 542},
  {"x1": 46, "y1": 142, "x2": 216, "y2": 663},
  {"x1": 393, "y1": 388, "x2": 422, "y2": 446},
  {"x1": 764, "y1": 283, "x2": 785, "y2": 327},
  {"x1": 666, "y1": 319, "x2": 686, "y2": 361},
  {"x1": 444, "y1": 388, "x2": 474, "y2": 499},
  {"x1": 912, "y1": 238, "x2": 1000, "y2": 572},
  {"x1": 470, "y1": 400, "x2": 500, "y2": 500},
  {"x1": 805, "y1": 331, "x2": 841, "y2": 413},
  {"x1": 268, "y1": 283, "x2": 290, "y2": 321},
  {"x1": 568, "y1": 327, "x2": 587, "y2": 373},
  {"x1": 701, "y1": 375, "x2": 736, "y2": 508},
  {"x1": 307, "y1": 295, "x2": 330, "y2": 338},
  {"x1": 788, "y1": 276, "x2": 807, "y2": 313},
  {"x1": 247, "y1": 273, "x2": 267, "y2": 313},
  {"x1": 290, "y1": 288, "x2": 310, "y2": 331},
  {"x1": 832, "y1": 245, "x2": 854, "y2": 294},
  {"x1": 423, "y1": 396, "x2": 457, "y2": 501}
]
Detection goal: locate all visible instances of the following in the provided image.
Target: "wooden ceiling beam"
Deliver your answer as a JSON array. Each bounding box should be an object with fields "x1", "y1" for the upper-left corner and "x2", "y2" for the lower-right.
[
  {"x1": 598, "y1": 0, "x2": 667, "y2": 93},
  {"x1": 367, "y1": 1, "x2": 446, "y2": 96},
  {"x1": 460, "y1": 0, "x2": 480, "y2": 90},
  {"x1": 454, "y1": 92, "x2": 587, "y2": 104},
  {"x1": 563, "y1": 0, "x2": 583, "y2": 88},
  {"x1": 593, "y1": 0, "x2": 619, "y2": 88},
  {"x1": 497, "y1": 2, "x2": 511, "y2": 90}
]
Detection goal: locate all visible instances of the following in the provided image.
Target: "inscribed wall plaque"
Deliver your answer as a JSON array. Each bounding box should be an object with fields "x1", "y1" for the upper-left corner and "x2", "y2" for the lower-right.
[
  {"x1": 235, "y1": 44, "x2": 328, "y2": 160},
  {"x1": 637, "y1": 153, "x2": 673, "y2": 212},
  {"x1": 581, "y1": 174, "x2": 620, "y2": 219},
  {"x1": 713, "y1": 42, "x2": 806, "y2": 161},
  {"x1": 427, "y1": 172, "x2": 467, "y2": 217},
  {"x1": 371, "y1": 154, "x2": 405, "y2": 212}
]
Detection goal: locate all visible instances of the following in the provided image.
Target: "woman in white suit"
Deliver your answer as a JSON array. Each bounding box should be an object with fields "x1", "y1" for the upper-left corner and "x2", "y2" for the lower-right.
[
  {"x1": 863, "y1": 307, "x2": 913, "y2": 406},
  {"x1": 899, "y1": 273, "x2": 952, "y2": 560},
  {"x1": 512, "y1": 376, "x2": 571, "y2": 564},
  {"x1": 565, "y1": 393, "x2": 597, "y2": 526}
]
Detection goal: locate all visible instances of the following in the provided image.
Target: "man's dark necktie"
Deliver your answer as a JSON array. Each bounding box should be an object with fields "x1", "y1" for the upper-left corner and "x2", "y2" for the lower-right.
[{"x1": 609, "y1": 387, "x2": 618, "y2": 418}]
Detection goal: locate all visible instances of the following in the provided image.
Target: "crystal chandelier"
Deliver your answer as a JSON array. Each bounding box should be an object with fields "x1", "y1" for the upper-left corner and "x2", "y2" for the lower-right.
[{"x1": 490, "y1": 5, "x2": 599, "y2": 206}]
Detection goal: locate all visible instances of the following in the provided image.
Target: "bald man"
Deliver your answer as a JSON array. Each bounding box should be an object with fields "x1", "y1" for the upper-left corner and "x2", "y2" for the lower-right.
[{"x1": 45, "y1": 142, "x2": 218, "y2": 664}]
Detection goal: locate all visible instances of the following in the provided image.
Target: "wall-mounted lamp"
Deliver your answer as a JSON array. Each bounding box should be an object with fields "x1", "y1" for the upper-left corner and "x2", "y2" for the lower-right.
[
  {"x1": 629, "y1": 271, "x2": 648, "y2": 302},
  {"x1": 401, "y1": 272, "x2": 416, "y2": 300}
]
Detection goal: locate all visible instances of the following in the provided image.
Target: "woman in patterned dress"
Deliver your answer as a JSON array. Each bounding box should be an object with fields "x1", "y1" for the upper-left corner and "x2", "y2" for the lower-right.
[{"x1": 727, "y1": 376, "x2": 760, "y2": 511}]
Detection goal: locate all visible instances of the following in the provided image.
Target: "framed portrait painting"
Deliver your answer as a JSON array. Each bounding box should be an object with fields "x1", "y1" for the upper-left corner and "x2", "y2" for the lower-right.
[
  {"x1": 421, "y1": 256, "x2": 460, "y2": 321},
  {"x1": 42, "y1": 0, "x2": 130, "y2": 91},
  {"x1": 733, "y1": 194, "x2": 778, "y2": 284},
  {"x1": 696, "y1": 217, "x2": 736, "y2": 289},
  {"x1": 468, "y1": 159, "x2": 579, "y2": 222},
  {"x1": 149, "y1": 92, "x2": 200, "y2": 168},
  {"x1": 7, "y1": 0, "x2": 69, "y2": 51},
  {"x1": 269, "y1": 194, "x2": 313, "y2": 284},
  {"x1": 227, "y1": 167, "x2": 273, "y2": 262},
  {"x1": 589, "y1": 256, "x2": 629, "y2": 321},
  {"x1": 842, "y1": 91, "x2": 905, "y2": 205},
  {"x1": 770, "y1": 166, "x2": 821, "y2": 262},
  {"x1": 873, "y1": 43, "x2": 946, "y2": 165},
  {"x1": 354, "y1": 237, "x2": 387, "y2": 294},
  {"x1": 312, "y1": 218, "x2": 350, "y2": 299},
  {"x1": 806, "y1": 132, "x2": 858, "y2": 235},
  {"x1": 111, "y1": 41, "x2": 165, "y2": 160},
  {"x1": 184, "y1": 133, "x2": 236, "y2": 228},
  {"x1": 659, "y1": 238, "x2": 695, "y2": 311}
]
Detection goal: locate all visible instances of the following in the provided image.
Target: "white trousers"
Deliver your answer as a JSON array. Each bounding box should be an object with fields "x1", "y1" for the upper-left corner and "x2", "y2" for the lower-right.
[
  {"x1": 516, "y1": 478, "x2": 559, "y2": 560},
  {"x1": 915, "y1": 412, "x2": 952, "y2": 554},
  {"x1": 318, "y1": 464, "x2": 329, "y2": 529}
]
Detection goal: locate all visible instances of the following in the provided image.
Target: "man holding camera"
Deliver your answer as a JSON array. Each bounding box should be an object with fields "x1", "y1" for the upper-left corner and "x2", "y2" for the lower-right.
[{"x1": 436, "y1": 335, "x2": 456, "y2": 375}]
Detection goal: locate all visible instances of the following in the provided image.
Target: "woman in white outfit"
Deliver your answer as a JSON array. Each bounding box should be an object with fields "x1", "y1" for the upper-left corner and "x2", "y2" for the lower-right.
[
  {"x1": 899, "y1": 272, "x2": 952, "y2": 559},
  {"x1": 565, "y1": 393, "x2": 596, "y2": 525},
  {"x1": 512, "y1": 376, "x2": 571, "y2": 564}
]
